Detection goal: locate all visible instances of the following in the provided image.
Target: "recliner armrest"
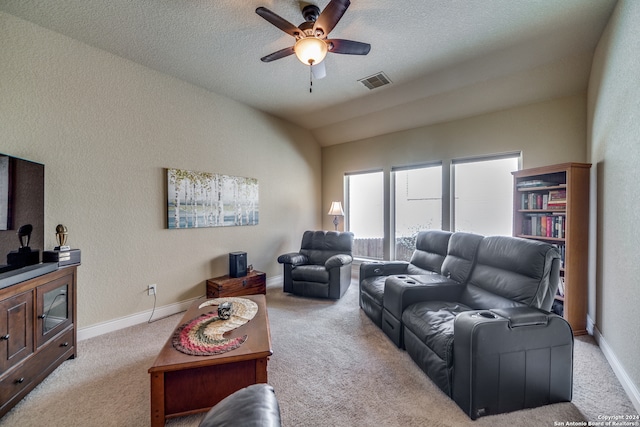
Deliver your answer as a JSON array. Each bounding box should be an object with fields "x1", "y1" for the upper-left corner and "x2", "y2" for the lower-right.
[
  {"x1": 325, "y1": 254, "x2": 353, "y2": 269},
  {"x1": 383, "y1": 274, "x2": 463, "y2": 320},
  {"x1": 490, "y1": 307, "x2": 551, "y2": 327},
  {"x1": 360, "y1": 261, "x2": 409, "y2": 280},
  {"x1": 277, "y1": 252, "x2": 308, "y2": 266},
  {"x1": 452, "y1": 308, "x2": 573, "y2": 419}
]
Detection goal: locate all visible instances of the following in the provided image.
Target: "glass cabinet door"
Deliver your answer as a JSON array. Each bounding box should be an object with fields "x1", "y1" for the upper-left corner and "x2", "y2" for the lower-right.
[{"x1": 36, "y1": 274, "x2": 73, "y2": 348}]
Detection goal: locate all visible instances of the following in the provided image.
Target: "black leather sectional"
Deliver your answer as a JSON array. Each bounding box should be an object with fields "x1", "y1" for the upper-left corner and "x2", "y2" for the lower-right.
[{"x1": 360, "y1": 230, "x2": 573, "y2": 419}]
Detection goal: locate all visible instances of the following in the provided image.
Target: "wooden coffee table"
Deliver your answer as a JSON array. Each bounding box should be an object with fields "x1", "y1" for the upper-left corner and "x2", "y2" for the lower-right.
[{"x1": 148, "y1": 294, "x2": 272, "y2": 426}]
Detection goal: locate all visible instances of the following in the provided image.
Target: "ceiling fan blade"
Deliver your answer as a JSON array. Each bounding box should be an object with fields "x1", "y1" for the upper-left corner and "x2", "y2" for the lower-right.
[
  {"x1": 256, "y1": 7, "x2": 302, "y2": 38},
  {"x1": 327, "y1": 39, "x2": 371, "y2": 55},
  {"x1": 313, "y1": 0, "x2": 350, "y2": 37},
  {"x1": 311, "y1": 61, "x2": 327, "y2": 79},
  {"x1": 260, "y1": 46, "x2": 295, "y2": 62}
]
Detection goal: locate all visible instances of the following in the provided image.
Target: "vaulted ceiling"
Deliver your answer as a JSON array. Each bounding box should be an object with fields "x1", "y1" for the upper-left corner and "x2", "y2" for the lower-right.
[{"x1": 1, "y1": 0, "x2": 617, "y2": 146}]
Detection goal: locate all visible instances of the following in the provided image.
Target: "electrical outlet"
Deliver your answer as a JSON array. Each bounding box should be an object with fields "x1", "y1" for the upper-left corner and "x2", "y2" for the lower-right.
[{"x1": 148, "y1": 284, "x2": 157, "y2": 296}]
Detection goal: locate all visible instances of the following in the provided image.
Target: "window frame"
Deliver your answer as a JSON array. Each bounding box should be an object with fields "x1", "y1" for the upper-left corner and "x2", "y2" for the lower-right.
[
  {"x1": 391, "y1": 161, "x2": 443, "y2": 260},
  {"x1": 450, "y1": 152, "x2": 521, "y2": 234},
  {"x1": 344, "y1": 169, "x2": 386, "y2": 260},
  {"x1": 343, "y1": 152, "x2": 522, "y2": 261}
]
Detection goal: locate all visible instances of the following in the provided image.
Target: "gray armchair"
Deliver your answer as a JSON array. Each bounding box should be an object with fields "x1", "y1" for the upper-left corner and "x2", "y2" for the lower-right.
[{"x1": 277, "y1": 230, "x2": 354, "y2": 299}]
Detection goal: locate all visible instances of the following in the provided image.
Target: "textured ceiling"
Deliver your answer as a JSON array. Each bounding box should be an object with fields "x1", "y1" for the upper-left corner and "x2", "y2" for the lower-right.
[{"x1": 0, "y1": 0, "x2": 617, "y2": 146}]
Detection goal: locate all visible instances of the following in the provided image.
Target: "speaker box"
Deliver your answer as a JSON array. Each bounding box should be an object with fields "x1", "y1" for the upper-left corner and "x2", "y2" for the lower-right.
[{"x1": 229, "y1": 251, "x2": 247, "y2": 278}]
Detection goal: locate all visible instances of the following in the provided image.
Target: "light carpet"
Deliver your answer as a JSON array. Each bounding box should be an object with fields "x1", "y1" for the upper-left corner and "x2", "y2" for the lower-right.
[{"x1": 0, "y1": 277, "x2": 636, "y2": 426}]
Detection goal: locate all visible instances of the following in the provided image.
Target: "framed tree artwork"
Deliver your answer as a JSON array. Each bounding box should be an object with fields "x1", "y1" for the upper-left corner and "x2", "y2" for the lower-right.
[{"x1": 167, "y1": 168, "x2": 259, "y2": 229}]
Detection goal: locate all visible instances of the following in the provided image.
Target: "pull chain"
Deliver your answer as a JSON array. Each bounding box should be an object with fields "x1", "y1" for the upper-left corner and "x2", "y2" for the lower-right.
[{"x1": 309, "y1": 64, "x2": 313, "y2": 93}]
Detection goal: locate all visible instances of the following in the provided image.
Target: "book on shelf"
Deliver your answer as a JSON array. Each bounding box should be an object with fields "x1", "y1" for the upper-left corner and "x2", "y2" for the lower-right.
[
  {"x1": 520, "y1": 189, "x2": 567, "y2": 211},
  {"x1": 521, "y1": 193, "x2": 547, "y2": 209},
  {"x1": 548, "y1": 189, "x2": 567, "y2": 210},
  {"x1": 517, "y1": 179, "x2": 556, "y2": 188},
  {"x1": 557, "y1": 276, "x2": 565, "y2": 297},
  {"x1": 522, "y1": 213, "x2": 566, "y2": 238},
  {"x1": 548, "y1": 189, "x2": 566, "y2": 201},
  {"x1": 547, "y1": 202, "x2": 567, "y2": 211}
]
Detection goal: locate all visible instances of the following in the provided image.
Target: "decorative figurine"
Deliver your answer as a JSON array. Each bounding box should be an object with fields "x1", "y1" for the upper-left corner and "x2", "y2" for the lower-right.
[
  {"x1": 217, "y1": 302, "x2": 232, "y2": 320},
  {"x1": 55, "y1": 224, "x2": 70, "y2": 251},
  {"x1": 17, "y1": 224, "x2": 33, "y2": 252}
]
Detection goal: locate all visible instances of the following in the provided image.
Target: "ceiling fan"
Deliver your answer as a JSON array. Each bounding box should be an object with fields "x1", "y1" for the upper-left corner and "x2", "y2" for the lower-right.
[{"x1": 256, "y1": 0, "x2": 371, "y2": 80}]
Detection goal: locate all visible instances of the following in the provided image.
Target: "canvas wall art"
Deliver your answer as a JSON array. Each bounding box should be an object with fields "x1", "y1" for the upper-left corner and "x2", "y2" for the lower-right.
[{"x1": 167, "y1": 168, "x2": 259, "y2": 229}]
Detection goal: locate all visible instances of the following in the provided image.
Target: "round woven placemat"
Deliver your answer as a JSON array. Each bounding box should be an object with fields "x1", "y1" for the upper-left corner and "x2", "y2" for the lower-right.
[{"x1": 172, "y1": 297, "x2": 258, "y2": 356}]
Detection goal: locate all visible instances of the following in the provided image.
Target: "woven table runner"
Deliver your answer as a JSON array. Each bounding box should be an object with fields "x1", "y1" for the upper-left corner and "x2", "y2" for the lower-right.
[{"x1": 172, "y1": 297, "x2": 258, "y2": 356}]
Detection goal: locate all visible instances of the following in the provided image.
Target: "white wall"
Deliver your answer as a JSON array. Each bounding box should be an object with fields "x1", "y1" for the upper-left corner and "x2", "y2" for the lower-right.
[
  {"x1": 0, "y1": 12, "x2": 321, "y2": 328},
  {"x1": 587, "y1": 0, "x2": 640, "y2": 410}
]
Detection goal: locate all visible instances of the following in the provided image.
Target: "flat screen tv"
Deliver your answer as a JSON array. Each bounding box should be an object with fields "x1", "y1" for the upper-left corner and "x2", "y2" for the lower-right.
[{"x1": 0, "y1": 153, "x2": 45, "y2": 274}]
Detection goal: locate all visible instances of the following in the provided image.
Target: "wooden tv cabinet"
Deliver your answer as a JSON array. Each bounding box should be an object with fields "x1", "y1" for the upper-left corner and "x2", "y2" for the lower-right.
[{"x1": 0, "y1": 265, "x2": 78, "y2": 418}]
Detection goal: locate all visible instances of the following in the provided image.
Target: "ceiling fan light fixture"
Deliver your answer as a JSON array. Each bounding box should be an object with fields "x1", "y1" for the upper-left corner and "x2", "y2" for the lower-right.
[{"x1": 294, "y1": 37, "x2": 328, "y2": 65}]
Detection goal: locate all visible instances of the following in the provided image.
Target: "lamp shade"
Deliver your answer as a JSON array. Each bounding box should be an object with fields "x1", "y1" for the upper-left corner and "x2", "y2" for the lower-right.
[
  {"x1": 327, "y1": 201, "x2": 344, "y2": 216},
  {"x1": 294, "y1": 37, "x2": 328, "y2": 65}
]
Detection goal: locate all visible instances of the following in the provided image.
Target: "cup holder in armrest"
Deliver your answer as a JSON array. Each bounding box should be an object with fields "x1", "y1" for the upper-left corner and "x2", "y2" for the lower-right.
[
  {"x1": 397, "y1": 275, "x2": 407, "y2": 279},
  {"x1": 405, "y1": 280, "x2": 416, "y2": 284},
  {"x1": 474, "y1": 311, "x2": 498, "y2": 319}
]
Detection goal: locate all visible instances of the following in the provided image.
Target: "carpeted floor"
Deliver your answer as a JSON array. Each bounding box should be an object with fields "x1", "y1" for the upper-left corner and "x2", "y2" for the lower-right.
[{"x1": 0, "y1": 277, "x2": 636, "y2": 426}]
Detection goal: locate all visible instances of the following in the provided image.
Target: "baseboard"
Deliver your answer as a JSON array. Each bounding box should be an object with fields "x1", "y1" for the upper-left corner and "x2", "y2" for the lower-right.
[
  {"x1": 586, "y1": 313, "x2": 595, "y2": 336},
  {"x1": 77, "y1": 297, "x2": 199, "y2": 341},
  {"x1": 593, "y1": 324, "x2": 640, "y2": 414},
  {"x1": 266, "y1": 274, "x2": 282, "y2": 288},
  {"x1": 78, "y1": 275, "x2": 283, "y2": 341}
]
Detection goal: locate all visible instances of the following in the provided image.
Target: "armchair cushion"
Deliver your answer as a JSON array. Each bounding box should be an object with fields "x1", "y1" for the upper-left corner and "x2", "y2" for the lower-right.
[
  {"x1": 300, "y1": 230, "x2": 354, "y2": 265},
  {"x1": 291, "y1": 265, "x2": 329, "y2": 283}
]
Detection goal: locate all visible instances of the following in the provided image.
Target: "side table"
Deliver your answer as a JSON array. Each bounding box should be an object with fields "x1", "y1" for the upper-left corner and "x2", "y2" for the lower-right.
[{"x1": 206, "y1": 270, "x2": 266, "y2": 298}]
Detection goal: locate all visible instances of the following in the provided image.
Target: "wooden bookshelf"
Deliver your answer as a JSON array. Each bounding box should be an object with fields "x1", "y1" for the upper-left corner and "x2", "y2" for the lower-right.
[{"x1": 512, "y1": 162, "x2": 591, "y2": 335}]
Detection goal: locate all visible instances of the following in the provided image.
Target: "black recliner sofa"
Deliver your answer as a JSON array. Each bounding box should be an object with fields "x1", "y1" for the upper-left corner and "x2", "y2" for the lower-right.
[{"x1": 360, "y1": 231, "x2": 573, "y2": 419}]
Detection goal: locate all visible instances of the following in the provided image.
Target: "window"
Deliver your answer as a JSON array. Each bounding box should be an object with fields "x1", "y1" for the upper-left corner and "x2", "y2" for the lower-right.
[
  {"x1": 346, "y1": 171, "x2": 384, "y2": 259},
  {"x1": 452, "y1": 155, "x2": 519, "y2": 236},
  {"x1": 344, "y1": 153, "x2": 520, "y2": 261},
  {"x1": 393, "y1": 164, "x2": 442, "y2": 261}
]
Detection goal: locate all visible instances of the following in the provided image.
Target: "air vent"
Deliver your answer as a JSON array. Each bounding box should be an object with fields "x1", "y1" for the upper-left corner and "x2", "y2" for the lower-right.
[{"x1": 358, "y1": 72, "x2": 391, "y2": 90}]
